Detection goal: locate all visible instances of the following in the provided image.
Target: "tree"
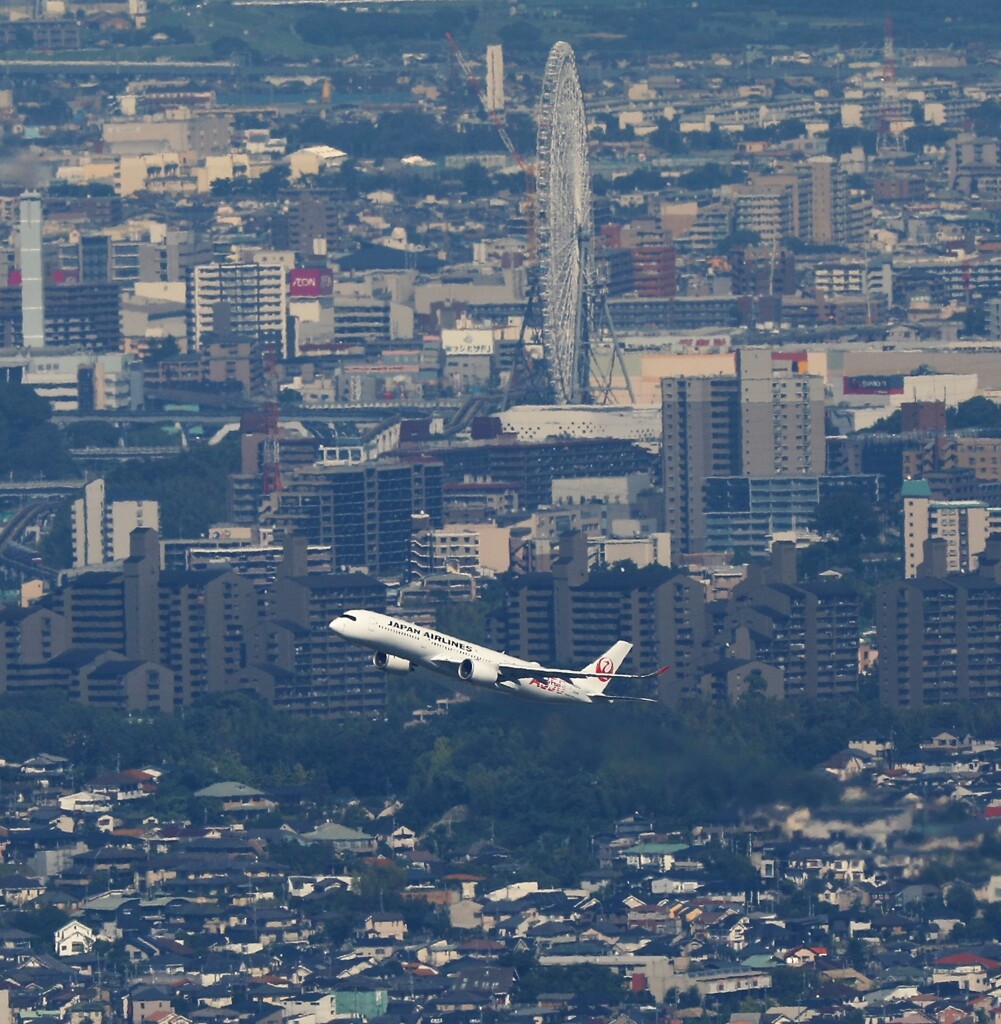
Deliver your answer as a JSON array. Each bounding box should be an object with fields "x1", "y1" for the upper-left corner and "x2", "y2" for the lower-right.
[
  {"x1": 39, "y1": 501, "x2": 73, "y2": 570},
  {"x1": 968, "y1": 99, "x2": 1001, "y2": 137},
  {"x1": 0, "y1": 384, "x2": 75, "y2": 480},
  {"x1": 104, "y1": 441, "x2": 240, "y2": 538},
  {"x1": 647, "y1": 118, "x2": 685, "y2": 155},
  {"x1": 716, "y1": 229, "x2": 762, "y2": 254},
  {"x1": 944, "y1": 880, "x2": 978, "y2": 922},
  {"x1": 813, "y1": 493, "x2": 881, "y2": 548},
  {"x1": 826, "y1": 126, "x2": 877, "y2": 157},
  {"x1": 459, "y1": 161, "x2": 492, "y2": 197},
  {"x1": 678, "y1": 162, "x2": 745, "y2": 190},
  {"x1": 948, "y1": 396, "x2": 1001, "y2": 433}
]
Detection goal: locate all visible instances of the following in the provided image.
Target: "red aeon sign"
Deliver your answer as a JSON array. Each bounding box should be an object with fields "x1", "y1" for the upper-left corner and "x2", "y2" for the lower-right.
[{"x1": 288, "y1": 268, "x2": 333, "y2": 297}]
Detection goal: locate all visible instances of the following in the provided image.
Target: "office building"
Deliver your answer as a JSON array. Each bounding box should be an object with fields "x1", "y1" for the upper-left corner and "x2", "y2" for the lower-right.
[{"x1": 18, "y1": 193, "x2": 44, "y2": 349}]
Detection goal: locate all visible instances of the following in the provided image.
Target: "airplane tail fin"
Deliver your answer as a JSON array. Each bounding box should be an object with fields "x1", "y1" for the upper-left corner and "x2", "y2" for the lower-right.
[{"x1": 578, "y1": 640, "x2": 633, "y2": 695}]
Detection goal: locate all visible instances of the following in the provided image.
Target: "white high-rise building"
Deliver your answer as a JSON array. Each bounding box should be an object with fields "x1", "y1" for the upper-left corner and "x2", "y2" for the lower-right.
[
  {"x1": 72, "y1": 478, "x2": 160, "y2": 567},
  {"x1": 19, "y1": 193, "x2": 44, "y2": 349},
  {"x1": 187, "y1": 262, "x2": 287, "y2": 352},
  {"x1": 485, "y1": 44, "x2": 505, "y2": 112},
  {"x1": 902, "y1": 477, "x2": 1001, "y2": 577}
]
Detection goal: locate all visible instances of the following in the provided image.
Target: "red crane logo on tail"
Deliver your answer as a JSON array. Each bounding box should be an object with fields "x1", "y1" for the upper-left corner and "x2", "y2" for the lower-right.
[{"x1": 595, "y1": 657, "x2": 614, "y2": 683}]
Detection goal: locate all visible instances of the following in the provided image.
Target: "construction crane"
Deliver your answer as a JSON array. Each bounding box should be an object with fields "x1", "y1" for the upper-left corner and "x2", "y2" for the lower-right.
[
  {"x1": 445, "y1": 32, "x2": 544, "y2": 408},
  {"x1": 445, "y1": 32, "x2": 530, "y2": 177},
  {"x1": 445, "y1": 33, "x2": 536, "y2": 260}
]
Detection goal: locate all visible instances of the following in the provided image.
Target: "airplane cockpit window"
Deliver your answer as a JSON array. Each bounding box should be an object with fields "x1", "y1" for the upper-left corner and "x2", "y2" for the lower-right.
[{"x1": 341, "y1": 614, "x2": 357, "y2": 622}]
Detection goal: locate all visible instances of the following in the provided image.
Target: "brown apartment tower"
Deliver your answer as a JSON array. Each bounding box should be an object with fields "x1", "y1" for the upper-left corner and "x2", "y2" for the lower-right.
[{"x1": 662, "y1": 349, "x2": 825, "y2": 557}]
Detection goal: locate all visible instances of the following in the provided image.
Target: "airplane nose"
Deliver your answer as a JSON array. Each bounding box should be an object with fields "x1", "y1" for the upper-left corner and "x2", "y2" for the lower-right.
[{"x1": 329, "y1": 611, "x2": 358, "y2": 636}]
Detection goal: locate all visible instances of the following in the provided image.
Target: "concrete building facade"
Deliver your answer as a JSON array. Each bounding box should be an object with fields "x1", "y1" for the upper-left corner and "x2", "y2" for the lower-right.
[
  {"x1": 902, "y1": 478, "x2": 1001, "y2": 577},
  {"x1": 662, "y1": 349, "x2": 825, "y2": 556},
  {"x1": 18, "y1": 193, "x2": 44, "y2": 349},
  {"x1": 877, "y1": 536, "x2": 1001, "y2": 706},
  {"x1": 187, "y1": 262, "x2": 287, "y2": 355}
]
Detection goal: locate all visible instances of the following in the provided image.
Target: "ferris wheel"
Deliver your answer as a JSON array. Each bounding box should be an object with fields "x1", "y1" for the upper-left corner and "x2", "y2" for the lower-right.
[{"x1": 535, "y1": 40, "x2": 593, "y2": 405}]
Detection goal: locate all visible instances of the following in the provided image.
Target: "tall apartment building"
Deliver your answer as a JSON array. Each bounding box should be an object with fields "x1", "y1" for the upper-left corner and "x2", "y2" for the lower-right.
[
  {"x1": 662, "y1": 349, "x2": 825, "y2": 555},
  {"x1": 485, "y1": 44, "x2": 505, "y2": 112},
  {"x1": 877, "y1": 536, "x2": 1001, "y2": 706},
  {"x1": 904, "y1": 434, "x2": 1001, "y2": 484},
  {"x1": 501, "y1": 533, "x2": 709, "y2": 702},
  {"x1": 704, "y1": 474, "x2": 880, "y2": 556},
  {"x1": 46, "y1": 530, "x2": 263, "y2": 708},
  {"x1": 729, "y1": 246, "x2": 798, "y2": 297},
  {"x1": 8, "y1": 530, "x2": 383, "y2": 717},
  {"x1": 598, "y1": 222, "x2": 677, "y2": 299},
  {"x1": 732, "y1": 185, "x2": 794, "y2": 248},
  {"x1": 269, "y1": 541, "x2": 388, "y2": 716},
  {"x1": 187, "y1": 262, "x2": 287, "y2": 355},
  {"x1": 902, "y1": 478, "x2": 1001, "y2": 577},
  {"x1": 0, "y1": 283, "x2": 123, "y2": 351},
  {"x1": 260, "y1": 460, "x2": 444, "y2": 578},
  {"x1": 288, "y1": 194, "x2": 331, "y2": 261},
  {"x1": 72, "y1": 478, "x2": 160, "y2": 568},
  {"x1": 726, "y1": 543, "x2": 860, "y2": 700},
  {"x1": 739, "y1": 349, "x2": 825, "y2": 476},
  {"x1": 661, "y1": 375, "x2": 741, "y2": 555},
  {"x1": 988, "y1": 296, "x2": 1001, "y2": 338},
  {"x1": 18, "y1": 193, "x2": 44, "y2": 349},
  {"x1": 813, "y1": 259, "x2": 893, "y2": 305},
  {"x1": 799, "y1": 156, "x2": 848, "y2": 246}
]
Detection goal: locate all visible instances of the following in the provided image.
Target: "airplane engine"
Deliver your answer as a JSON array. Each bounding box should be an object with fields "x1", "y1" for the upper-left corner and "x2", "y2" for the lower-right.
[
  {"x1": 372, "y1": 651, "x2": 414, "y2": 673},
  {"x1": 458, "y1": 658, "x2": 499, "y2": 685}
]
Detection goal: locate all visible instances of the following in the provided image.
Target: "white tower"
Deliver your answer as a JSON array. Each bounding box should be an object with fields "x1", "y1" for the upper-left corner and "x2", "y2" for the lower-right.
[
  {"x1": 485, "y1": 44, "x2": 504, "y2": 112},
  {"x1": 19, "y1": 192, "x2": 44, "y2": 349}
]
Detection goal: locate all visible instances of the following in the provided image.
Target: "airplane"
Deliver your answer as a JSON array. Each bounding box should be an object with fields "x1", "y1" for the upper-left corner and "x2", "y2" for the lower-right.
[{"x1": 329, "y1": 608, "x2": 667, "y2": 704}]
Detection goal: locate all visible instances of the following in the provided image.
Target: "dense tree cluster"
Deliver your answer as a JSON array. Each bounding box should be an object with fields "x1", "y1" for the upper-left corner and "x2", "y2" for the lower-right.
[
  {"x1": 0, "y1": 384, "x2": 75, "y2": 481},
  {"x1": 100, "y1": 440, "x2": 241, "y2": 539},
  {"x1": 2, "y1": 688, "x2": 1000, "y2": 883}
]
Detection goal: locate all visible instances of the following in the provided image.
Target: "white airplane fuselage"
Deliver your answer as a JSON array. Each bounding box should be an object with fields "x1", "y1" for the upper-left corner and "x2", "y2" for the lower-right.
[{"x1": 329, "y1": 609, "x2": 630, "y2": 704}]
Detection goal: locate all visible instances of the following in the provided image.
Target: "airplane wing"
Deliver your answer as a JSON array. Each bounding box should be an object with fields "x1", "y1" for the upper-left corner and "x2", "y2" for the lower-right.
[
  {"x1": 497, "y1": 662, "x2": 671, "y2": 683},
  {"x1": 431, "y1": 656, "x2": 670, "y2": 684},
  {"x1": 589, "y1": 693, "x2": 659, "y2": 704}
]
